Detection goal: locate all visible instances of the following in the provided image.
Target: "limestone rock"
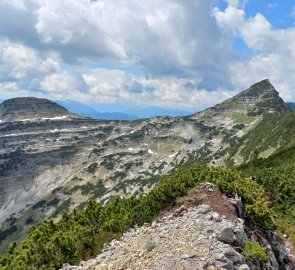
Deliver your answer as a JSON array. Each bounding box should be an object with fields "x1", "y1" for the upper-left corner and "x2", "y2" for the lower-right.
[{"x1": 61, "y1": 204, "x2": 249, "y2": 270}]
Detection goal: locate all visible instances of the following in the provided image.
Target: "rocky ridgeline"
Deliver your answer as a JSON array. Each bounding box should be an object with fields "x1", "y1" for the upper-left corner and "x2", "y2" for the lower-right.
[{"x1": 61, "y1": 201, "x2": 293, "y2": 270}]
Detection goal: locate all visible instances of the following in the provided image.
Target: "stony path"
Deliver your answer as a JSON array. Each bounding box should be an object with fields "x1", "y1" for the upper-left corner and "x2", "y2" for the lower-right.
[{"x1": 62, "y1": 204, "x2": 250, "y2": 270}]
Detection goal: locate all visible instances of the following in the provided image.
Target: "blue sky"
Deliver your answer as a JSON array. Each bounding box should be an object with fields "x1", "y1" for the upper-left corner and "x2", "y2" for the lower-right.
[
  {"x1": 215, "y1": 0, "x2": 295, "y2": 28},
  {"x1": 0, "y1": 0, "x2": 294, "y2": 115},
  {"x1": 217, "y1": 0, "x2": 295, "y2": 55},
  {"x1": 245, "y1": 0, "x2": 294, "y2": 28}
]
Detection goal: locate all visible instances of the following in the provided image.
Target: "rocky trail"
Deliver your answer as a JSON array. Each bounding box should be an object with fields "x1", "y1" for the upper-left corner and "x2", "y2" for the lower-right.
[{"x1": 62, "y1": 185, "x2": 295, "y2": 270}]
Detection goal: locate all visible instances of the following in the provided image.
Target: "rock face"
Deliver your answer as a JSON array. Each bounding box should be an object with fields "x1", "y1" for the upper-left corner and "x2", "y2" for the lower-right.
[
  {"x1": 0, "y1": 80, "x2": 292, "y2": 252},
  {"x1": 62, "y1": 204, "x2": 248, "y2": 270},
  {"x1": 61, "y1": 201, "x2": 294, "y2": 270},
  {"x1": 0, "y1": 97, "x2": 76, "y2": 123},
  {"x1": 212, "y1": 79, "x2": 290, "y2": 114}
]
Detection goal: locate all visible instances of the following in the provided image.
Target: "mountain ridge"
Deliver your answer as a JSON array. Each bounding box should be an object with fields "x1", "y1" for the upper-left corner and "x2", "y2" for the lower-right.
[
  {"x1": 0, "y1": 97, "x2": 77, "y2": 123},
  {"x1": 0, "y1": 79, "x2": 289, "y2": 123},
  {"x1": 56, "y1": 100, "x2": 140, "y2": 120},
  {"x1": 0, "y1": 79, "x2": 294, "y2": 257}
]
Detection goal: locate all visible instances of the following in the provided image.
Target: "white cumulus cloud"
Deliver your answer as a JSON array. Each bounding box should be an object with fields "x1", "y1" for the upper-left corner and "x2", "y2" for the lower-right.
[
  {"x1": 213, "y1": 3, "x2": 295, "y2": 101},
  {"x1": 0, "y1": 39, "x2": 59, "y2": 80},
  {"x1": 83, "y1": 68, "x2": 231, "y2": 110},
  {"x1": 0, "y1": 0, "x2": 295, "y2": 111}
]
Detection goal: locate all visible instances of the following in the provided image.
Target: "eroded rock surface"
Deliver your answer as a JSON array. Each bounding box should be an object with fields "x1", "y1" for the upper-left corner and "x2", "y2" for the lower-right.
[{"x1": 62, "y1": 204, "x2": 249, "y2": 270}]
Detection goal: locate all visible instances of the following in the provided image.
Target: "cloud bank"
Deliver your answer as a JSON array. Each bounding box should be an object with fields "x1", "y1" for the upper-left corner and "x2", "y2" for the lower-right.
[{"x1": 0, "y1": 0, "x2": 294, "y2": 110}]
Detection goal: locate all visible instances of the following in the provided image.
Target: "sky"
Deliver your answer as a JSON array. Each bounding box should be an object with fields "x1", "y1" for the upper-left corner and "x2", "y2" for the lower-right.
[{"x1": 0, "y1": 0, "x2": 295, "y2": 113}]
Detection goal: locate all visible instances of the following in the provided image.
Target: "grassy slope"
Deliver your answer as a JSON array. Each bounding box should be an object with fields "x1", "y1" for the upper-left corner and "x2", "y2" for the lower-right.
[
  {"x1": 236, "y1": 112, "x2": 295, "y2": 243},
  {"x1": 229, "y1": 112, "x2": 295, "y2": 164}
]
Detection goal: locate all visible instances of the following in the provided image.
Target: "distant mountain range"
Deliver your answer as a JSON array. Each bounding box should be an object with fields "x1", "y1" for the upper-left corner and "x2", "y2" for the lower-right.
[
  {"x1": 56, "y1": 100, "x2": 192, "y2": 120},
  {"x1": 0, "y1": 99, "x2": 192, "y2": 120},
  {"x1": 56, "y1": 100, "x2": 140, "y2": 120}
]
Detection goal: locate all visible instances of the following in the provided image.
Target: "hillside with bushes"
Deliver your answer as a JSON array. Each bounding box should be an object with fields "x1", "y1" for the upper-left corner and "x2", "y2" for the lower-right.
[
  {"x1": 0, "y1": 164, "x2": 275, "y2": 269},
  {"x1": 240, "y1": 145, "x2": 295, "y2": 245}
]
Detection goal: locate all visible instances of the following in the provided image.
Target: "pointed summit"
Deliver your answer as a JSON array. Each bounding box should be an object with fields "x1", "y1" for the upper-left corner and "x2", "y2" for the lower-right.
[
  {"x1": 213, "y1": 79, "x2": 290, "y2": 115},
  {"x1": 237, "y1": 79, "x2": 276, "y2": 99}
]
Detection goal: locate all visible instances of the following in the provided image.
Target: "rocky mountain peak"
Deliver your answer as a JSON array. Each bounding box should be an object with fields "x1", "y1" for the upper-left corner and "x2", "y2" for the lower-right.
[
  {"x1": 212, "y1": 79, "x2": 290, "y2": 115},
  {"x1": 0, "y1": 97, "x2": 76, "y2": 123},
  {"x1": 238, "y1": 79, "x2": 279, "y2": 100},
  {"x1": 239, "y1": 79, "x2": 276, "y2": 97}
]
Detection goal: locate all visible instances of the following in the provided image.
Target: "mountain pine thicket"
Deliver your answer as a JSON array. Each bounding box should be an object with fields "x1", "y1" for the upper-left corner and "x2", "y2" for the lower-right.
[
  {"x1": 240, "y1": 145, "x2": 295, "y2": 245},
  {"x1": 0, "y1": 164, "x2": 275, "y2": 269}
]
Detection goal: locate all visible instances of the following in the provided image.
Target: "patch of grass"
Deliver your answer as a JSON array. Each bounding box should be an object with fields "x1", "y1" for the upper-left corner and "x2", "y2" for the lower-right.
[
  {"x1": 0, "y1": 206, "x2": 41, "y2": 254},
  {"x1": 76, "y1": 202, "x2": 87, "y2": 211},
  {"x1": 233, "y1": 113, "x2": 295, "y2": 162},
  {"x1": 232, "y1": 113, "x2": 257, "y2": 124}
]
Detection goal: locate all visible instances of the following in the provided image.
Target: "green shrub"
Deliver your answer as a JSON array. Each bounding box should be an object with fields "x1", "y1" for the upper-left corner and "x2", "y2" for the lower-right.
[{"x1": 242, "y1": 241, "x2": 268, "y2": 264}]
